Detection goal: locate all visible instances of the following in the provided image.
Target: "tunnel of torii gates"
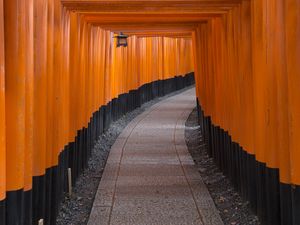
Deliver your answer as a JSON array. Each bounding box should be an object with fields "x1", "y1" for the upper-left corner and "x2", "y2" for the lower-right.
[{"x1": 0, "y1": 0, "x2": 299, "y2": 225}]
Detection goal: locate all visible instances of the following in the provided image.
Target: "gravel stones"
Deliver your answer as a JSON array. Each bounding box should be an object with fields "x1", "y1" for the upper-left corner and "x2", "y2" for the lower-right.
[
  {"x1": 185, "y1": 108, "x2": 260, "y2": 225},
  {"x1": 56, "y1": 87, "x2": 193, "y2": 225}
]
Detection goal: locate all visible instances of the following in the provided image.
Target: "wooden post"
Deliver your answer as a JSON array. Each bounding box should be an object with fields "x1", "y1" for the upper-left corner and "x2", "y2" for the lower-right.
[
  {"x1": 68, "y1": 168, "x2": 72, "y2": 197},
  {"x1": 38, "y1": 219, "x2": 44, "y2": 225}
]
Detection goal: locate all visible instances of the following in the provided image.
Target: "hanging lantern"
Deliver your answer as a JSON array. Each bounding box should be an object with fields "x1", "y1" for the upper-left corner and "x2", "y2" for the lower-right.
[{"x1": 114, "y1": 32, "x2": 128, "y2": 48}]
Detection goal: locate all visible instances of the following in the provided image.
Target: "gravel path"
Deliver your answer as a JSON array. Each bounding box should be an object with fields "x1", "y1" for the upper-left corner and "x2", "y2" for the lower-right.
[
  {"x1": 185, "y1": 108, "x2": 260, "y2": 225},
  {"x1": 56, "y1": 87, "x2": 194, "y2": 225}
]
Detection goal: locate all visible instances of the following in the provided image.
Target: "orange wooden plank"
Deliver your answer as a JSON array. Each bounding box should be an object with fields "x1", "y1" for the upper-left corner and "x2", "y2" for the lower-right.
[
  {"x1": 33, "y1": 0, "x2": 48, "y2": 176},
  {"x1": 285, "y1": 0, "x2": 300, "y2": 185},
  {"x1": 24, "y1": 0, "x2": 34, "y2": 191},
  {"x1": 0, "y1": 0, "x2": 6, "y2": 200},
  {"x1": 4, "y1": 0, "x2": 26, "y2": 191}
]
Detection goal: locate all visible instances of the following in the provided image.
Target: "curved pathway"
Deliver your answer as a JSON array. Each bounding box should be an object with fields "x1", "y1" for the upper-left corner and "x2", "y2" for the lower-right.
[{"x1": 88, "y1": 88, "x2": 223, "y2": 225}]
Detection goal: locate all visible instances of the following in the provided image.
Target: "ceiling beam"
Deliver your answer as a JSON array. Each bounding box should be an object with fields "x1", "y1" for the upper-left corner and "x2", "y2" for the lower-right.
[{"x1": 61, "y1": 0, "x2": 241, "y2": 13}]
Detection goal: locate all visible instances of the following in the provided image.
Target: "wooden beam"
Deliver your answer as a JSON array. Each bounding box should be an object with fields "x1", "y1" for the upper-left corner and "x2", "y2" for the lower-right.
[{"x1": 61, "y1": 0, "x2": 241, "y2": 13}]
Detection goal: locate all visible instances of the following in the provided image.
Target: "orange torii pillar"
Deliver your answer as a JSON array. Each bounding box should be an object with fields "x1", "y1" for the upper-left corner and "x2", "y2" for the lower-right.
[
  {"x1": 4, "y1": 0, "x2": 27, "y2": 224},
  {"x1": 1, "y1": 2, "x2": 195, "y2": 224},
  {"x1": 285, "y1": 1, "x2": 300, "y2": 225},
  {"x1": 193, "y1": 1, "x2": 300, "y2": 225},
  {"x1": 0, "y1": 0, "x2": 5, "y2": 222},
  {"x1": 24, "y1": 0, "x2": 34, "y2": 224},
  {"x1": 32, "y1": 0, "x2": 48, "y2": 224}
]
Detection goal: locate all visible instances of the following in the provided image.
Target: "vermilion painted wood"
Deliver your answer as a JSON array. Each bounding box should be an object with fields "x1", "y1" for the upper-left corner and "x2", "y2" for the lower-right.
[
  {"x1": 285, "y1": 0, "x2": 300, "y2": 186},
  {"x1": 1, "y1": 0, "x2": 299, "y2": 201},
  {"x1": 190, "y1": 0, "x2": 299, "y2": 186},
  {"x1": 24, "y1": 0, "x2": 34, "y2": 191},
  {"x1": 33, "y1": 0, "x2": 48, "y2": 177},
  {"x1": 0, "y1": 0, "x2": 5, "y2": 201},
  {"x1": 46, "y1": 0, "x2": 54, "y2": 171},
  {"x1": 61, "y1": 0, "x2": 241, "y2": 13},
  {"x1": 4, "y1": 0, "x2": 26, "y2": 191}
]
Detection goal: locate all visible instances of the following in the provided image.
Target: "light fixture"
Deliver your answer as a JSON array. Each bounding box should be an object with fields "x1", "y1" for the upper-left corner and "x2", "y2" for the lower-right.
[{"x1": 114, "y1": 32, "x2": 128, "y2": 48}]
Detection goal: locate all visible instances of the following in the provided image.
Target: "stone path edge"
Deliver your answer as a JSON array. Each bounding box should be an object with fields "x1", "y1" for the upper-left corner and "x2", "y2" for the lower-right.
[{"x1": 88, "y1": 88, "x2": 224, "y2": 225}]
